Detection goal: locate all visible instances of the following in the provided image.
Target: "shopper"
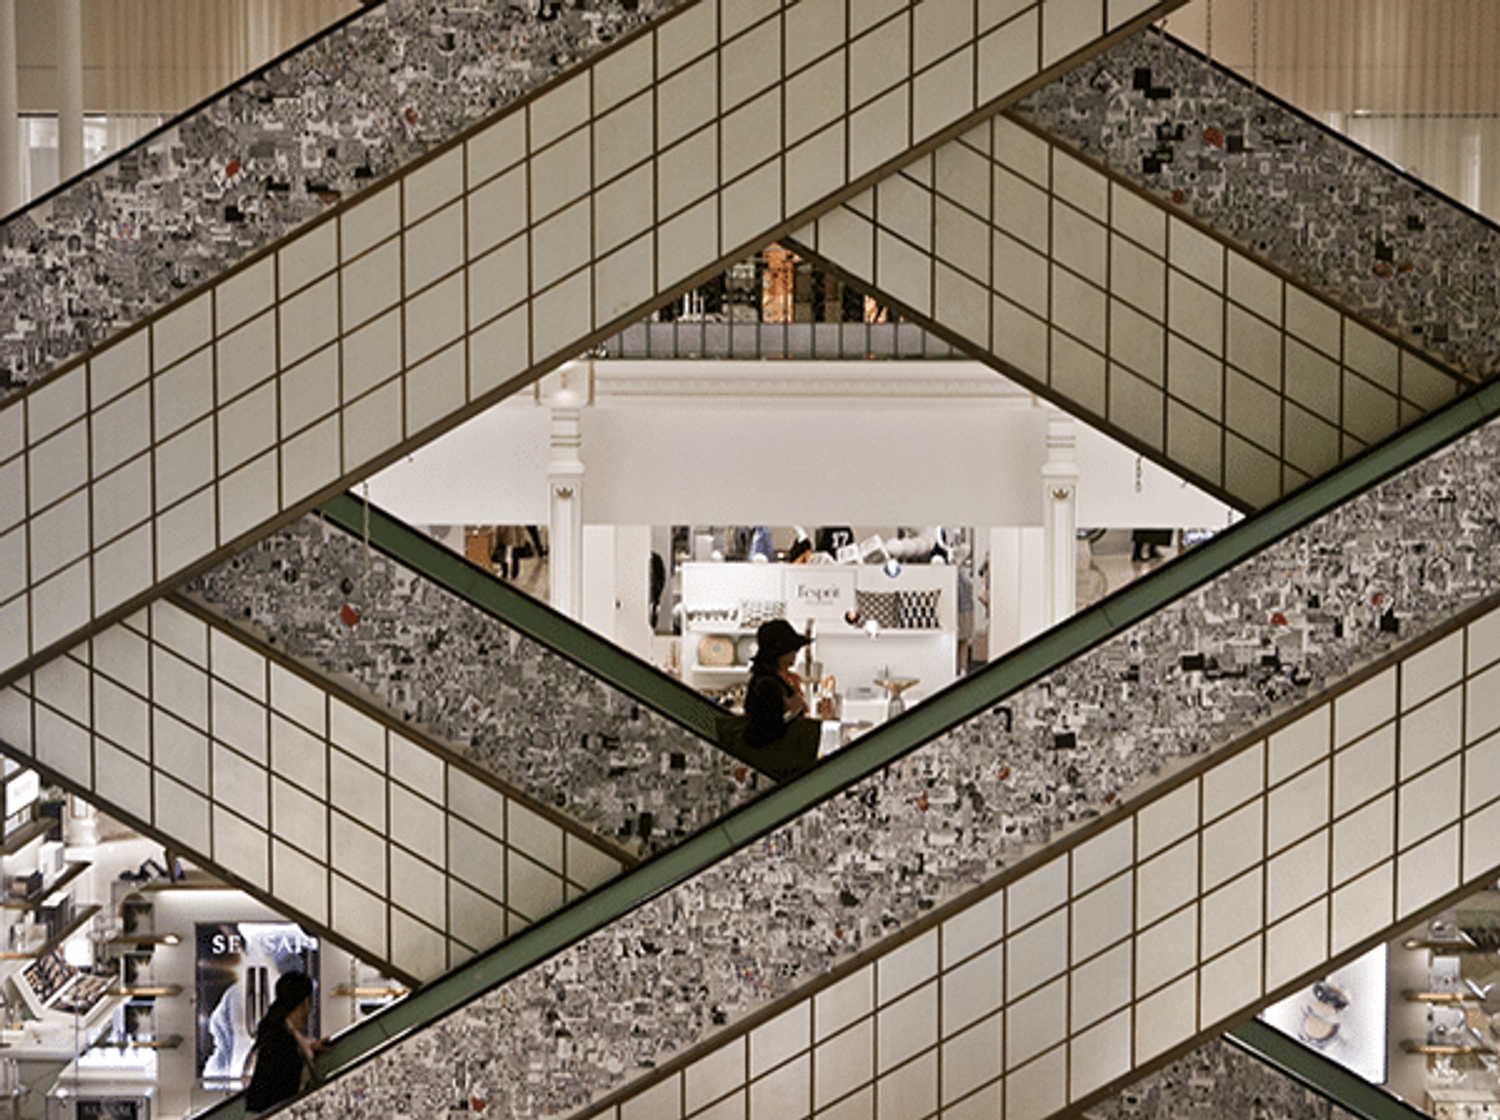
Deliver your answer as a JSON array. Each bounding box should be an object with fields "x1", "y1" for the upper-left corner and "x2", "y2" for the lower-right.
[
  {"x1": 740, "y1": 619, "x2": 820, "y2": 779},
  {"x1": 244, "y1": 971, "x2": 326, "y2": 1116}
]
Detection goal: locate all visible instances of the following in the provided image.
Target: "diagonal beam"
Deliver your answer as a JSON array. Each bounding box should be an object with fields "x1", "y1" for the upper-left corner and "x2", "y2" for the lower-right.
[
  {"x1": 0, "y1": 0, "x2": 690, "y2": 394},
  {"x1": 0, "y1": 0, "x2": 1189, "y2": 688},
  {"x1": 183, "y1": 499, "x2": 761, "y2": 853},
  {"x1": 1014, "y1": 30, "x2": 1500, "y2": 387}
]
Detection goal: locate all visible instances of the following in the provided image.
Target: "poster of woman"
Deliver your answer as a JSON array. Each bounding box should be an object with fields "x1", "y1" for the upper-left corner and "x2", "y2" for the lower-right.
[{"x1": 195, "y1": 921, "x2": 319, "y2": 1088}]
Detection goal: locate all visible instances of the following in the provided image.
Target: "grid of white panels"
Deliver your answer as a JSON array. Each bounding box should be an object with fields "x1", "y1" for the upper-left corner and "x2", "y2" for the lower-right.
[
  {"x1": 0, "y1": 0, "x2": 1182, "y2": 684},
  {"x1": 792, "y1": 113, "x2": 1465, "y2": 512},
  {"x1": 587, "y1": 605, "x2": 1500, "y2": 1120},
  {"x1": 0, "y1": 599, "x2": 623, "y2": 983}
]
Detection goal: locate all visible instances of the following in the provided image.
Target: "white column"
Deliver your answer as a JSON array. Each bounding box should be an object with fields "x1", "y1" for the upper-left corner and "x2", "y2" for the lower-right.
[
  {"x1": 540, "y1": 361, "x2": 593, "y2": 619},
  {"x1": 0, "y1": 0, "x2": 20, "y2": 214},
  {"x1": 57, "y1": 0, "x2": 84, "y2": 180},
  {"x1": 1040, "y1": 411, "x2": 1079, "y2": 628},
  {"x1": 549, "y1": 408, "x2": 585, "y2": 618}
]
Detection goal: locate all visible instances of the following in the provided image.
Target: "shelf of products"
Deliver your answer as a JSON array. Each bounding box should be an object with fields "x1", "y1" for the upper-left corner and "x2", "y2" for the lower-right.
[
  {"x1": 0, "y1": 819, "x2": 50, "y2": 857},
  {"x1": 679, "y1": 562, "x2": 958, "y2": 711},
  {"x1": 4, "y1": 860, "x2": 90, "y2": 910},
  {"x1": 10, "y1": 944, "x2": 116, "y2": 1020},
  {"x1": 0, "y1": 904, "x2": 102, "y2": 961},
  {"x1": 106, "y1": 934, "x2": 181, "y2": 948},
  {"x1": 108, "y1": 985, "x2": 182, "y2": 999},
  {"x1": 90, "y1": 1032, "x2": 183, "y2": 1051}
]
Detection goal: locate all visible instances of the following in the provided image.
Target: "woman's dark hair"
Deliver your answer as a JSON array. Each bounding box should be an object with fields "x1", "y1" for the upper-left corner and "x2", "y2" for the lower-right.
[{"x1": 256, "y1": 971, "x2": 313, "y2": 1043}]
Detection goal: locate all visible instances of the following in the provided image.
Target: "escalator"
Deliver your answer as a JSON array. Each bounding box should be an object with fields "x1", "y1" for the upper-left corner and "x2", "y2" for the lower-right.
[
  {"x1": 785, "y1": 31, "x2": 1491, "y2": 512},
  {"x1": 0, "y1": 486, "x2": 772, "y2": 982},
  {"x1": 3, "y1": 2, "x2": 1494, "y2": 1116},
  {"x1": 185, "y1": 373, "x2": 1500, "y2": 1118}
]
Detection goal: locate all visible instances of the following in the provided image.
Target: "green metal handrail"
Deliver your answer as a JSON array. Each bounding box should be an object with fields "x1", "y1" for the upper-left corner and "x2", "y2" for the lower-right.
[
  {"x1": 1229, "y1": 1020, "x2": 1430, "y2": 1120},
  {"x1": 318, "y1": 493, "x2": 723, "y2": 744}
]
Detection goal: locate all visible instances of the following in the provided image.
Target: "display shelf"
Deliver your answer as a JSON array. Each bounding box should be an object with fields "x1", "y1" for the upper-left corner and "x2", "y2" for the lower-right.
[
  {"x1": 136, "y1": 870, "x2": 222, "y2": 891},
  {"x1": 108, "y1": 932, "x2": 182, "y2": 947},
  {"x1": 52, "y1": 970, "x2": 116, "y2": 1016},
  {"x1": 678, "y1": 562, "x2": 960, "y2": 700},
  {"x1": 0, "y1": 903, "x2": 103, "y2": 959},
  {"x1": 331, "y1": 985, "x2": 411, "y2": 999},
  {"x1": 2, "y1": 860, "x2": 90, "y2": 909},
  {"x1": 0, "y1": 818, "x2": 50, "y2": 856},
  {"x1": 91, "y1": 1033, "x2": 183, "y2": 1050},
  {"x1": 109, "y1": 984, "x2": 183, "y2": 998}
]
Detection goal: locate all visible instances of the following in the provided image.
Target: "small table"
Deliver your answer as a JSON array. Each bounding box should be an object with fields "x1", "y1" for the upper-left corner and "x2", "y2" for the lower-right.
[{"x1": 874, "y1": 677, "x2": 920, "y2": 717}]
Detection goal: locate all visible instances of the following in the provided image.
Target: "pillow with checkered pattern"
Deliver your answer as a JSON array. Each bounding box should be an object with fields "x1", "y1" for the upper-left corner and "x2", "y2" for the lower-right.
[
  {"x1": 897, "y1": 589, "x2": 941, "y2": 629},
  {"x1": 855, "y1": 589, "x2": 900, "y2": 629},
  {"x1": 738, "y1": 599, "x2": 786, "y2": 627}
]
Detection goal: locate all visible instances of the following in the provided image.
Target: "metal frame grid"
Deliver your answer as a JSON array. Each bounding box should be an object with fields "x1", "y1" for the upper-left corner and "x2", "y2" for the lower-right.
[
  {"x1": 582, "y1": 596, "x2": 1500, "y2": 1120},
  {"x1": 790, "y1": 113, "x2": 1467, "y2": 513},
  {"x1": 0, "y1": 596, "x2": 626, "y2": 984},
  {"x1": 0, "y1": 0, "x2": 1187, "y2": 688}
]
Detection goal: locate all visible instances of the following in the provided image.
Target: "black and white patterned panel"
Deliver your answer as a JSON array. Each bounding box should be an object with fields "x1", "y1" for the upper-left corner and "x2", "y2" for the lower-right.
[
  {"x1": 185, "y1": 514, "x2": 754, "y2": 855},
  {"x1": 897, "y1": 588, "x2": 940, "y2": 629},
  {"x1": 1014, "y1": 31, "x2": 1500, "y2": 381}
]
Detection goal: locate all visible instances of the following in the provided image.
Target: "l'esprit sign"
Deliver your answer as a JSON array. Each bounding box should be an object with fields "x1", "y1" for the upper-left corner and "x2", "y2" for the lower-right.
[{"x1": 785, "y1": 570, "x2": 854, "y2": 620}]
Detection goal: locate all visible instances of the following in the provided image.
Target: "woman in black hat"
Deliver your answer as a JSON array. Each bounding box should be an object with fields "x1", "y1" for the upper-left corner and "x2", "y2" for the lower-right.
[{"x1": 740, "y1": 619, "x2": 820, "y2": 777}]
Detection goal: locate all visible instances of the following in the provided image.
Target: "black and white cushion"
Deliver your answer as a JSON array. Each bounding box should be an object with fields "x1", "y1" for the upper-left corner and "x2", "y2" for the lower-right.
[
  {"x1": 738, "y1": 599, "x2": 786, "y2": 627},
  {"x1": 898, "y1": 589, "x2": 941, "y2": 629},
  {"x1": 855, "y1": 589, "x2": 900, "y2": 629}
]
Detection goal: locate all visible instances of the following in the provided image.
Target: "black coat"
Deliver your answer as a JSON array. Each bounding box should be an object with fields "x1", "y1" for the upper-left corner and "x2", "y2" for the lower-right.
[{"x1": 739, "y1": 663, "x2": 820, "y2": 780}]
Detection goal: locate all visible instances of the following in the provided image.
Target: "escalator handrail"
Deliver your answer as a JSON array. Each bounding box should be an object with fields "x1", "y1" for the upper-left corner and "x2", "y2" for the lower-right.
[
  {"x1": 318, "y1": 493, "x2": 725, "y2": 744},
  {"x1": 1228, "y1": 1019, "x2": 1431, "y2": 1120}
]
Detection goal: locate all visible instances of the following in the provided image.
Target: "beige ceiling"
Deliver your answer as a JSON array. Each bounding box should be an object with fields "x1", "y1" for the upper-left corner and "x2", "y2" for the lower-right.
[
  {"x1": 1169, "y1": 0, "x2": 1500, "y2": 115},
  {"x1": 15, "y1": 0, "x2": 359, "y2": 114}
]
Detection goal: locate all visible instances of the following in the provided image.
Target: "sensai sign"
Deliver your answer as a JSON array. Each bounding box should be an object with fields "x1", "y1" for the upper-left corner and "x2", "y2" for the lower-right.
[{"x1": 784, "y1": 568, "x2": 854, "y2": 622}]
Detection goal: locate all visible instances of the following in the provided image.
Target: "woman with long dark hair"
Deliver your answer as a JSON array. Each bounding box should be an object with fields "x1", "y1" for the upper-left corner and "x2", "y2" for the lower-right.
[{"x1": 244, "y1": 971, "x2": 325, "y2": 1115}]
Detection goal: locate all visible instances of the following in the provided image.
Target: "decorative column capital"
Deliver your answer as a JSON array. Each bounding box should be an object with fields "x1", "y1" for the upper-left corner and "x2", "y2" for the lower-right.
[{"x1": 535, "y1": 359, "x2": 595, "y2": 409}]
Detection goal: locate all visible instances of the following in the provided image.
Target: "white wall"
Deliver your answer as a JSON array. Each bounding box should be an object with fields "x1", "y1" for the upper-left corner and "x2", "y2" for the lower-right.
[
  {"x1": 1074, "y1": 425, "x2": 1239, "y2": 530},
  {"x1": 366, "y1": 401, "x2": 550, "y2": 524},
  {"x1": 579, "y1": 403, "x2": 1046, "y2": 526},
  {"x1": 365, "y1": 364, "x2": 1237, "y2": 532}
]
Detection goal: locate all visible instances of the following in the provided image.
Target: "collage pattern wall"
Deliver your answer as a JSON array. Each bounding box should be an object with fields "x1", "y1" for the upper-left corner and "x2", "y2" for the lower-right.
[
  {"x1": 186, "y1": 513, "x2": 753, "y2": 853},
  {"x1": 275, "y1": 408, "x2": 1500, "y2": 1116},
  {"x1": 0, "y1": 598, "x2": 628, "y2": 981},
  {"x1": 1014, "y1": 31, "x2": 1500, "y2": 383},
  {"x1": 793, "y1": 111, "x2": 1464, "y2": 511},
  {"x1": 1081, "y1": 1037, "x2": 1361, "y2": 1120}
]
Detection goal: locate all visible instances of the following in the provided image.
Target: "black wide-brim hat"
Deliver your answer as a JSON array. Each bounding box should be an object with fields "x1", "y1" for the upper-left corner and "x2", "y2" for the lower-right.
[{"x1": 755, "y1": 618, "x2": 811, "y2": 661}]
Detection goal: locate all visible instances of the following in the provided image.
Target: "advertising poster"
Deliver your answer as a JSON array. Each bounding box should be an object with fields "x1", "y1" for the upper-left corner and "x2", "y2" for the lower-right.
[
  {"x1": 195, "y1": 922, "x2": 319, "y2": 1088},
  {"x1": 1260, "y1": 944, "x2": 1387, "y2": 1084}
]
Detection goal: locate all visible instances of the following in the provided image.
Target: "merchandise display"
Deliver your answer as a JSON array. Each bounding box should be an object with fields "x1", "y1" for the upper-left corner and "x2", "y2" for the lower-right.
[{"x1": 679, "y1": 561, "x2": 958, "y2": 716}]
